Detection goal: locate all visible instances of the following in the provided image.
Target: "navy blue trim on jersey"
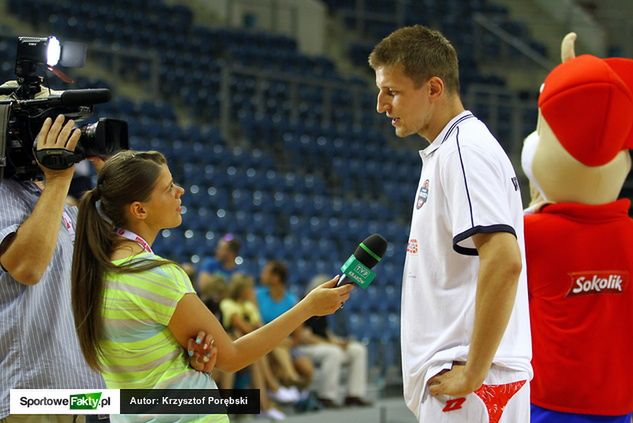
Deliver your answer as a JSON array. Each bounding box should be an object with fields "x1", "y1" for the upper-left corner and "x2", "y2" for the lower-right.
[
  {"x1": 453, "y1": 224, "x2": 517, "y2": 256},
  {"x1": 455, "y1": 127, "x2": 475, "y2": 228},
  {"x1": 441, "y1": 113, "x2": 475, "y2": 144}
]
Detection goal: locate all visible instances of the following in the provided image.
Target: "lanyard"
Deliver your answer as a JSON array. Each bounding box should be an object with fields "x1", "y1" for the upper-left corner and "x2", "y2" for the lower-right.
[{"x1": 114, "y1": 228, "x2": 154, "y2": 254}]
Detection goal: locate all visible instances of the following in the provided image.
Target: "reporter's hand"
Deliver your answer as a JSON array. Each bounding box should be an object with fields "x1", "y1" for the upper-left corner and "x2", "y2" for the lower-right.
[
  {"x1": 187, "y1": 331, "x2": 217, "y2": 373},
  {"x1": 35, "y1": 115, "x2": 80, "y2": 182},
  {"x1": 303, "y1": 275, "x2": 353, "y2": 317}
]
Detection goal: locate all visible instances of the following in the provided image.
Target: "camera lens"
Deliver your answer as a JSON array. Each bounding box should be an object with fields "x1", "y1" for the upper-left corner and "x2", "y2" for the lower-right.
[{"x1": 78, "y1": 118, "x2": 128, "y2": 157}]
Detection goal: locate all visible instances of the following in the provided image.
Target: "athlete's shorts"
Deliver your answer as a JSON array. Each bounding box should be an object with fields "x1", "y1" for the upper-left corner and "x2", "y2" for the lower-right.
[
  {"x1": 531, "y1": 404, "x2": 633, "y2": 423},
  {"x1": 417, "y1": 365, "x2": 530, "y2": 423}
]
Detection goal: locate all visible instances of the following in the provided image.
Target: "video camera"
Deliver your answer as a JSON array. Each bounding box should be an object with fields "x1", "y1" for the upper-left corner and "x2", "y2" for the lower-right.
[{"x1": 0, "y1": 35, "x2": 128, "y2": 180}]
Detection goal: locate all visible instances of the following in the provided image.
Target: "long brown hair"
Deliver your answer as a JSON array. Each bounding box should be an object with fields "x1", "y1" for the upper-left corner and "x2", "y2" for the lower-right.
[{"x1": 71, "y1": 150, "x2": 175, "y2": 370}]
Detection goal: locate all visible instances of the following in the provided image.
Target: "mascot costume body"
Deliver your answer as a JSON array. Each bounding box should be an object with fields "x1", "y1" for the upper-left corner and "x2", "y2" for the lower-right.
[{"x1": 523, "y1": 34, "x2": 633, "y2": 423}]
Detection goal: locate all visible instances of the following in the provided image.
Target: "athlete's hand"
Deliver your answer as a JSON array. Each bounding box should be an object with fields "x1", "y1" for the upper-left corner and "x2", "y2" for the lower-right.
[{"x1": 428, "y1": 364, "x2": 483, "y2": 397}]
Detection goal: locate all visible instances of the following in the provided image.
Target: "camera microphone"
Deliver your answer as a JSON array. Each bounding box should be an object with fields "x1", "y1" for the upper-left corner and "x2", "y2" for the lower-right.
[
  {"x1": 59, "y1": 89, "x2": 111, "y2": 107},
  {"x1": 337, "y1": 233, "x2": 388, "y2": 288},
  {"x1": 11, "y1": 89, "x2": 112, "y2": 109}
]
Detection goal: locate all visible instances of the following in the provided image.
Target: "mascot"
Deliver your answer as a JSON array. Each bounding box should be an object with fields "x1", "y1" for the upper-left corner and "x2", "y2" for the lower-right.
[{"x1": 522, "y1": 33, "x2": 633, "y2": 422}]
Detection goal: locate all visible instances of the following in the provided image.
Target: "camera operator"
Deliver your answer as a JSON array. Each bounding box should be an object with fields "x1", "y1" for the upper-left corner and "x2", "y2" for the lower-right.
[{"x1": 0, "y1": 114, "x2": 105, "y2": 423}]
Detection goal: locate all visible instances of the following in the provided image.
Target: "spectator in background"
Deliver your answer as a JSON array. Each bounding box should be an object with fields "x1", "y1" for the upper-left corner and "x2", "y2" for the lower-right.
[
  {"x1": 197, "y1": 233, "x2": 241, "y2": 293},
  {"x1": 199, "y1": 273, "x2": 228, "y2": 320},
  {"x1": 219, "y1": 273, "x2": 288, "y2": 420},
  {"x1": 180, "y1": 261, "x2": 197, "y2": 282},
  {"x1": 257, "y1": 261, "x2": 315, "y2": 394},
  {"x1": 295, "y1": 275, "x2": 372, "y2": 408},
  {"x1": 199, "y1": 272, "x2": 230, "y2": 403}
]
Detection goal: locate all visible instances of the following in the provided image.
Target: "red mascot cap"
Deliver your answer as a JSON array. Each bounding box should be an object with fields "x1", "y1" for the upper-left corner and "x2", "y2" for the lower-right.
[{"x1": 538, "y1": 54, "x2": 633, "y2": 166}]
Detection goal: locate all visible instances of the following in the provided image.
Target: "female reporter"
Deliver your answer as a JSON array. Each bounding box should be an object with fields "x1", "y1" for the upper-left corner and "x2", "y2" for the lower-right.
[{"x1": 71, "y1": 150, "x2": 352, "y2": 422}]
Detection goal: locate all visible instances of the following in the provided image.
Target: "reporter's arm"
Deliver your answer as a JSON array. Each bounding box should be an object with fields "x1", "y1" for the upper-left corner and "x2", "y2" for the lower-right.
[
  {"x1": 169, "y1": 276, "x2": 352, "y2": 372},
  {"x1": 0, "y1": 116, "x2": 79, "y2": 285}
]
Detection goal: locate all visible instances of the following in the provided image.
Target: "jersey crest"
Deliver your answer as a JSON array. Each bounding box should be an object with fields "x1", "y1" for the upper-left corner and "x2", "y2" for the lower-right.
[{"x1": 416, "y1": 179, "x2": 430, "y2": 209}]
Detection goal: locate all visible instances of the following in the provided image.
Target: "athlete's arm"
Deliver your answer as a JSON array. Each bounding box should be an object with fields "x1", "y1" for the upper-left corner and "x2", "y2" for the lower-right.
[{"x1": 429, "y1": 231, "x2": 521, "y2": 396}]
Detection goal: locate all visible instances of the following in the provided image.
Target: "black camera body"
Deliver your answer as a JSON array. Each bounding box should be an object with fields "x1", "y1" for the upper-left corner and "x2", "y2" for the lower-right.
[{"x1": 0, "y1": 36, "x2": 128, "y2": 180}]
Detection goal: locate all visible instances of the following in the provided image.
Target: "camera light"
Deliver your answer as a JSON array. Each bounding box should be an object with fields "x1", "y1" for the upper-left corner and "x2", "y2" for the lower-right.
[{"x1": 46, "y1": 36, "x2": 61, "y2": 67}]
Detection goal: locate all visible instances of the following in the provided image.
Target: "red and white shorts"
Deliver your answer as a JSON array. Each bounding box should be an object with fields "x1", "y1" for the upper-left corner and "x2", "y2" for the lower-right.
[{"x1": 417, "y1": 365, "x2": 530, "y2": 423}]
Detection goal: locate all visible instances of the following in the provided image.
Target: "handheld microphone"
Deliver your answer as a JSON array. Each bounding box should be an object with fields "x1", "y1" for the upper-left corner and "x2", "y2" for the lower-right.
[{"x1": 337, "y1": 233, "x2": 388, "y2": 288}]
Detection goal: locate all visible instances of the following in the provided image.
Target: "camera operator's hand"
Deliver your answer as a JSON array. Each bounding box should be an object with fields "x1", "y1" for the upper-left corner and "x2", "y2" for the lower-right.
[
  {"x1": 0, "y1": 115, "x2": 81, "y2": 285},
  {"x1": 36, "y1": 115, "x2": 80, "y2": 182}
]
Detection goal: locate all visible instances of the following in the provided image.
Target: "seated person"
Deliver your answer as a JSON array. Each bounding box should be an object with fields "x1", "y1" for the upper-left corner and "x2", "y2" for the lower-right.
[
  {"x1": 257, "y1": 261, "x2": 315, "y2": 394},
  {"x1": 296, "y1": 275, "x2": 372, "y2": 407}
]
